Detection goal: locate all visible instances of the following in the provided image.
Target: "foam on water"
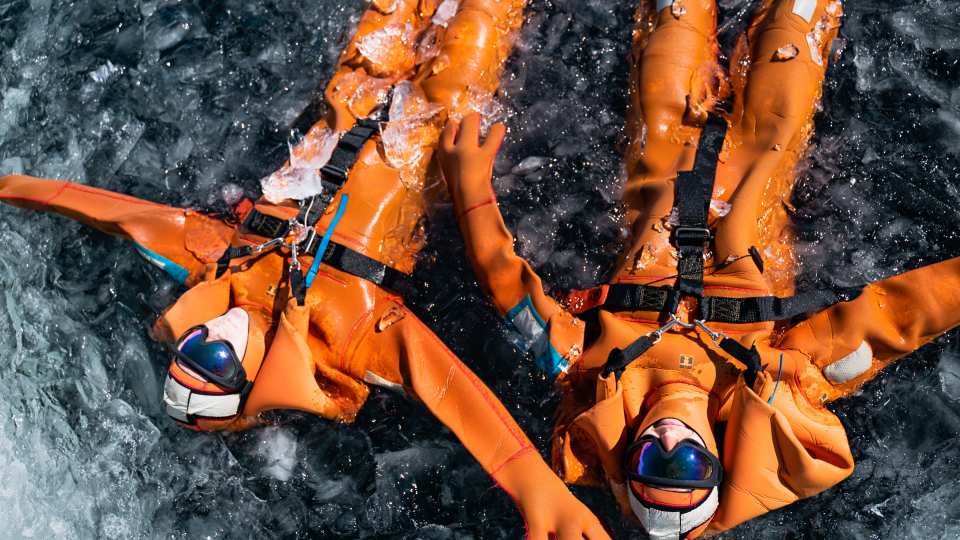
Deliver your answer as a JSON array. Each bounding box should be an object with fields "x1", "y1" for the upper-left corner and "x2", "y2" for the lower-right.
[{"x1": 2, "y1": 0, "x2": 960, "y2": 538}]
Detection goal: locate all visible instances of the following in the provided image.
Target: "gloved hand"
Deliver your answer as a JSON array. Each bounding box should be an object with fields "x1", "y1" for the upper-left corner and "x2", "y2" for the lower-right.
[
  {"x1": 438, "y1": 112, "x2": 506, "y2": 215},
  {"x1": 494, "y1": 450, "x2": 612, "y2": 540}
]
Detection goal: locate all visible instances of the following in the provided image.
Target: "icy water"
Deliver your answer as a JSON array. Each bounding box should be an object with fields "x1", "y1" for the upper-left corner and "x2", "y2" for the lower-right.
[{"x1": 2, "y1": 0, "x2": 960, "y2": 538}]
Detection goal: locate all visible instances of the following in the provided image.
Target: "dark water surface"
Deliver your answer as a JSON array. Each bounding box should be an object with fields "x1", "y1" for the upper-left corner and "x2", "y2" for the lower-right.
[{"x1": 1, "y1": 0, "x2": 960, "y2": 538}]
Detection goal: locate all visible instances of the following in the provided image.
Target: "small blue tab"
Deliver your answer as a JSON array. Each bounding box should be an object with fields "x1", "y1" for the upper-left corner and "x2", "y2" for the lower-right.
[{"x1": 135, "y1": 244, "x2": 190, "y2": 284}]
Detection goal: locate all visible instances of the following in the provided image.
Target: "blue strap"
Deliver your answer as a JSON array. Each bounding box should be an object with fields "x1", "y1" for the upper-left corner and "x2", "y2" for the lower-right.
[
  {"x1": 135, "y1": 244, "x2": 190, "y2": 284},
  {"x1": 305, "y1": 194, "x2": 349, "y2": 289},
  {"x1": 767, "y1": 352, "x2": 784, "y2": 405}
]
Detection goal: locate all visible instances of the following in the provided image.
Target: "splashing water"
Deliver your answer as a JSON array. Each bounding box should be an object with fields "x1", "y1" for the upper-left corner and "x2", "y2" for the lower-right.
[{"x1": 1, "y1": 0, "x2": 960, "y2": 538}]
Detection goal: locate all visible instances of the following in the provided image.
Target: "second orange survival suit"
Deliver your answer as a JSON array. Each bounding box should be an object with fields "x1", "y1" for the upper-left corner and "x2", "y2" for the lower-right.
[
  {"x1": 0, "y1": 1, "x2": 611, "y2": 538},
  {"x1": 439, "y1": 0, "x2": 960, "y2": 536}
]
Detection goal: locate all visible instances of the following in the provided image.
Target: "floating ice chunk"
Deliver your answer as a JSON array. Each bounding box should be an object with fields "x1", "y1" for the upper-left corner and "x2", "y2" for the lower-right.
[
  {"x1": 89, "y1": 61, "x2": 121, "y2": 83},
  {"x1": 671, "y1": 0, "x2": 687, "y2": 18},
  {"x1": 332, "y1": 71, "x2": 392, "y2": 119},
  {"x1": 512, "y1": 156, "x2": 546, "y2": 175},
  {"x1": 0, "y1": 157, "x2": 25, "y2": 175},
  {"x1": 710, "y1": 198, "x2": 732, "y2": 217},
  {"x1": 432, "y1": 0, "x2": 460, "y2": 27},
  {"x1": 220, "y1": 183, "x2": 244, "y2": 206},
  {"x1": 261, "y1": 127, "x2": 341, "y2": 202},
  {"x1": 356, "y1": 24, "x2": 414, "y2": 73},
  {"x1": 0, "y1": 88, "x2": 30, "y2": 139},
  {"x1": 773, "y1": 44, "x2": 799, "y2": 61},
  {"x1": 372, "y1": 0, "x2": 400, "y2": 14},
  {"x1": 938, "y1": 350, "x2": 960, "y2": 401},
  {"x1": 257, "y1": 427, "x2": 298, "y2": 481},
  {"x1": 448, "y1": 86, "x2": 505, "y2": 131},
  {"x1": 381, "y1": 82, "x2": 444, "y2": 186}
]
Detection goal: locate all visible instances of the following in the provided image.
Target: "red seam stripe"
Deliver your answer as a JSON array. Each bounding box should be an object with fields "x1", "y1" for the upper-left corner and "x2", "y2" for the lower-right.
[{"x1": 407, "y1": 309, "x2": 528, "y2": 445}]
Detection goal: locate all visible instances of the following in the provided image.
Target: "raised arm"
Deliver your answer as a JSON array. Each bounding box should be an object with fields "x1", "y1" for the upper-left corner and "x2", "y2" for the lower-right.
[
  {"x1": 365, "y1": 305, "x2": 609, "y2": 540},
  {"x1": 439, "y1": 114, "x2": 583, "y2": 376},
  {"x1": 779, "y1": 257, "x2": 960, "y2": 398},
  {"x1": 0, "y1": 174, "x2": 229, "y2": 284}
]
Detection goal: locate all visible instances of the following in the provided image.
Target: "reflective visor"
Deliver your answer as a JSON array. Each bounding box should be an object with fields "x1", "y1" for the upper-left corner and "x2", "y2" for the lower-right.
[
  {"x1": 172, "y1": 326, "x2": 247, "y2": 392},
  {"x1": 626, "y1": 437, "x2": 722, "y2": 489}
]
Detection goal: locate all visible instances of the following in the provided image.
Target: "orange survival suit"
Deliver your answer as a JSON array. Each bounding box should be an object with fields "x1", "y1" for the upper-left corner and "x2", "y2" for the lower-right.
[
  {"x1": 439, "y1": 0, "x2": 960, "y2": 536},
  {"x1": 0, "y1": 2, "x2": 610, "y2": 538}
]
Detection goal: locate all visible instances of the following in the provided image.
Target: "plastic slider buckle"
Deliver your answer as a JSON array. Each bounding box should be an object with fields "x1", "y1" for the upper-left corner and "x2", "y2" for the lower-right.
[
  {"x1": 671, "y1": 226, "x2": 712, "y2": 247},
  {"x1": 320, "y1": 161, "x2": 349, "y2": 184}
]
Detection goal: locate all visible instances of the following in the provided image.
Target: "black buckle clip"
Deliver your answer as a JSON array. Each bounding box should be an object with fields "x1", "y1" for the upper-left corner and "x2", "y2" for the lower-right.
[{"x1": 671, "y1": 226, "x2": 712, "y2": 247}]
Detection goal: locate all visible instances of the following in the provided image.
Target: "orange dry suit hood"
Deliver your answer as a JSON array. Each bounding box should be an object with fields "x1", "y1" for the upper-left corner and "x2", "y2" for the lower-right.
[
  {"x1": 158, "y1": 273, "x2": 361, "y2": 431},
  {"x1": 558, "y1": 364, "x2": 855, "y2": 536}
]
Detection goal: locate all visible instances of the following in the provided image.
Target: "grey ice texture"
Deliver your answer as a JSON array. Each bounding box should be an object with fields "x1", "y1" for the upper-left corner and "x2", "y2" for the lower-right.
[{"x1": 2, "y1": 0, "x2": 960, "y2": 538}]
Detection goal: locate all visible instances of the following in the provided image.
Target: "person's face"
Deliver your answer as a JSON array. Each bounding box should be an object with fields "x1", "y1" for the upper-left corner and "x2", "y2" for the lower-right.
[{"x1": 637, "y1": 417, "x2": 706, "y2": 452}]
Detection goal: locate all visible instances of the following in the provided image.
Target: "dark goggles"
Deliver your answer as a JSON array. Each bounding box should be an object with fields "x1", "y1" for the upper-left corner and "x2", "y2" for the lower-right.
[
  {"x1": 626, "y1": 436, "x2": 723, "y2": 489},
  {"x1": 171, "y1": 325, "x2": 248, "y2": 392}
]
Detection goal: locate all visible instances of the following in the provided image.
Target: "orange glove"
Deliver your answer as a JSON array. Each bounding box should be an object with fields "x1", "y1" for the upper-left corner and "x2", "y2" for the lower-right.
[
  {"x1": 494, "y1": 450, "x2": 611, "y2": 540},
  {"x1": 439, "y1": 113, "x2": 585, "y2": 376}
]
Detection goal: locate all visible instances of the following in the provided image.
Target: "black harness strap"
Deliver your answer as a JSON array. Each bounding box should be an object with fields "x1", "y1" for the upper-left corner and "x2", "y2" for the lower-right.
[
  {"x1": 699, "y1": 287, "x2": 864, "y2": 323},
  {"x1": 227, "y1": 208, "x2": 404, "y2": 289},
  {"x1": 672, "y1": 116, "x2": 726, "y2": 297},
  {"x1": 215, "y1": 119, "x2": 386, "y2": 292},
  {"x1": 604, "y1": 284, "x2": 676, "y2": 314},
  {"x1": 599, "y1": 115, "x2": 861, "y2": 381},
  {"x1": 600, "y1": 283, "x2": 864, "y2": 324},
  {"x1": 320, "y1": 118, "x2": 380, "y2": 188},
  {"x1": 602, "y1": 335, "x2": 656, "y2": 379}
]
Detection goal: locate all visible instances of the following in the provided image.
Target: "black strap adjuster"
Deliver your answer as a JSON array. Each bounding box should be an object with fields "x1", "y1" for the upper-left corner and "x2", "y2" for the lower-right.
[{"x1": 671, "y1": 226, "x2": 712, "y2": 247}]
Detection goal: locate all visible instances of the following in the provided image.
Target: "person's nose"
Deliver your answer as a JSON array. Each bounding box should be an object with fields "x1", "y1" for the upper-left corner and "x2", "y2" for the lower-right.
[{"x1": 659, "y1": 428, "x2": 683, "y2": 451}]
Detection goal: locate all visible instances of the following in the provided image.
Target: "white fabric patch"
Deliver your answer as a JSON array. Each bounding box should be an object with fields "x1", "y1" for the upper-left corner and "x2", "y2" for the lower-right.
[
  {"x1": 657, "y1": 0, "x2": 673, "y2": 11},
  {"x1": 203, "y1": 307, "x2": 250, "y2": 362},
  {"x1": 792, "y1": 0, "x2": 816, "y2": 22},
  {"x1": 163, "y1": 376, "x2": 191, "y2": 422},
  {"x1": 364, "y1": 370, "x2": 407, "y2": 395},
  {"x1": 187, "y1": 392, "x2": 242, "y2": 418},
  {"x1": 823, "y1": 341, "x2": 873, "y2": 384},
  {"x1": 629, "y1": 487, "x2": 718, "y2": 539},
  {"x1": 511, "y1": 305, "x2": 545, "y2": 343}
]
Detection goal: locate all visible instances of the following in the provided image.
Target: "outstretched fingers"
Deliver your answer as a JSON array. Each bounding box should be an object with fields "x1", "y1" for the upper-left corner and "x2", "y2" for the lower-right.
[
  {"x1": 583, "y1": 517, "x2": 612, "y2": 540},
  {"x1": 482, "y1": 122, "x2": 507, "y2": 154},
  {"x1": 441, "y1": 119, "x2": 460, "y2": 152},
  {"x1": 455, "y1": 112, "x2": 482, "y2": 146}
]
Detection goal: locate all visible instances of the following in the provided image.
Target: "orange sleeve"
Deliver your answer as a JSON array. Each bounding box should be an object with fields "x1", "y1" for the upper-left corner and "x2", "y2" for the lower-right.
[
  {"x1": 780, "y1": 257, "x2": 960, "y2": 392},
  {"x1": 0, "y1": 174, "x2": 230, "y2": 284},
  {"x1": 451, "y1": 171, "x2": 584, "y2": 376}
]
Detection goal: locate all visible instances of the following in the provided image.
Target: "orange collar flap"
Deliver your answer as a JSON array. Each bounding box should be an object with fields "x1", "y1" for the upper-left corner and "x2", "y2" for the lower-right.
[
  {"x1": 564, "y1": 373, "x2": 629, "y2": 484},
  {"x1": 243, "y1": 310, "x2": 330, "y2": 417},
  {"x1": 159, "y1": 275, "x2": 231, "y2": 339},
  {"x1": 710, "y1": 375, "x2": 854, "y2": 532}
]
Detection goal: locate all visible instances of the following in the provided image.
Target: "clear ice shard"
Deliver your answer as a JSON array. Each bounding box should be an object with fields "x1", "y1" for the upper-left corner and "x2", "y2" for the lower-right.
[
  {"x1": 381, "y1": 81, "x2": 443, "y2": 187},
  {"x1": 432, "y1": 0, "x2": 460, "y2": 27},
  {"x1": 260, "y1": 127, "x2": 341, "y2": 203}
]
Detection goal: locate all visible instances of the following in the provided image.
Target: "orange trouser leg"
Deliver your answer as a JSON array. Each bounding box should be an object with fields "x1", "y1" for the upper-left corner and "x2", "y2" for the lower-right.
[
  {"x1": 617, "y1": 0, "x2": 721, "y2": 274},
  {"x1": 712, "y1": 0, "x2": 842, "y2": 292}
]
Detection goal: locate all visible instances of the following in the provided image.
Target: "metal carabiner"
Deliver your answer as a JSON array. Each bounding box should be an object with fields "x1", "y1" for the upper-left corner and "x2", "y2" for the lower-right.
[
  {"x1": 252, "y1": 237, "x2": 284, "y2": 254},
  {"x1": 650, "y1": 315, "x2": 680, "y2": 343},
  {"x1": 289, "y1": 241, "x2": 301, "y2": 271},
  {"x1": 694, "y1": 319, "x2": 723, "y2": 343}
]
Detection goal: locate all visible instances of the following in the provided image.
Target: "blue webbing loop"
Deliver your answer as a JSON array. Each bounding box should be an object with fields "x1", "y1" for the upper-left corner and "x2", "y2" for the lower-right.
[
  {"x1": 767, "y1": 352, "x2": 784, "y2": 405},
  {"x1": 304, "y1": 194, "x2": 349, "y2": 289}
]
